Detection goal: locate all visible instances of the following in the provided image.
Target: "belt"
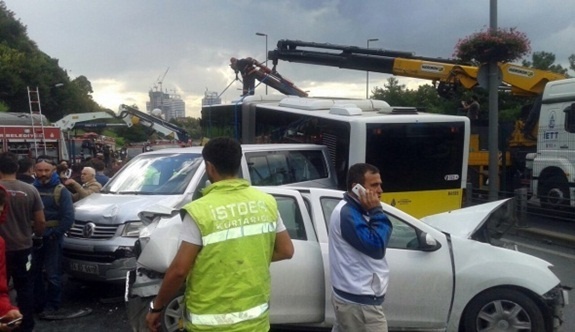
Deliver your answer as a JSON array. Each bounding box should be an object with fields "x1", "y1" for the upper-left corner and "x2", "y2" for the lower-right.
[
  {"x1": 333, "y1": 287, "x2": 385, "y2": 305},
  {"x1": 45, "y1": 220, "x2": 59, "y2": 228}
]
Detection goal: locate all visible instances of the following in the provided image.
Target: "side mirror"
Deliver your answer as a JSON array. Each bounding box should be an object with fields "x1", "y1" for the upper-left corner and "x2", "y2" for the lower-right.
[{"x1": 418, "y1": 232, "x2": 441, "y2": 252}]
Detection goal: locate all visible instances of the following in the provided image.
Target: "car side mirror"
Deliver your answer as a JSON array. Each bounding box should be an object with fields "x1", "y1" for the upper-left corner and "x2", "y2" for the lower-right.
[{"x1": 418, "y1": 232, "x2": 441, "y2": 252}]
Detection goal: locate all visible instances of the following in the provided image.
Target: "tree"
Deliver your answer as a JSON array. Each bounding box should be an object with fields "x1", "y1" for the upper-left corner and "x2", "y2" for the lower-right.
[
  {"x1": 0, "y1": 1, "x2": 105, "y2": 121},
  {"x1": 521, "y1": 51, "x2": 568, "y2": 75},
  {"x1": 569, "y1": 54, "x2": 575, "y2": 73}
]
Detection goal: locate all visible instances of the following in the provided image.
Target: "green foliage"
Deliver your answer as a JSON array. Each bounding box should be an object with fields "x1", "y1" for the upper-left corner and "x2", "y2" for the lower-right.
[
  {"x1": 0, "y1": 100, "x2": 8, "y2": 112},
  {"x1": 522, "y1": 51, "x2": 569, "y2": 75},
  {"x1": 371, "y1": 77, "x2": 459, "y2": 114},
  {"x1": 499, "y1": 108, "x2": 521, "y2": 122},
  {"x1": 170, "y1": 117, "x2": 202, "y2": 139},
  {"x1": 0, "y1": 1, "x2": 103, "y2": 121}
]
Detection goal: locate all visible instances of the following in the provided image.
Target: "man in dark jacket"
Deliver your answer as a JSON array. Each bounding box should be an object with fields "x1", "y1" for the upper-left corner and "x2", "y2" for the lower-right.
[{"x1": 32, "y1": 157, "x2": 75, "y2": 319}]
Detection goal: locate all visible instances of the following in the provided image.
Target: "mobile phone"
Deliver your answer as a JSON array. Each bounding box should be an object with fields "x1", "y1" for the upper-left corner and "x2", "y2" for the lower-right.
[
  {"x1": 6, "y1": 316, "x2": 22, "y2": 327},
  {"x1": 64, "y1": 168, "x2": 72, "y2": 178},
  {"x1": 352, "y1": 183, "x2": 366, "y2": 196}
]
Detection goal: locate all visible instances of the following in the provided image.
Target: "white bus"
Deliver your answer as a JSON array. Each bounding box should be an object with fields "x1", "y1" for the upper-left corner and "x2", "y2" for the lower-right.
[{"x1": 202, "y1": 96, "x2": 470, "y2": 217}]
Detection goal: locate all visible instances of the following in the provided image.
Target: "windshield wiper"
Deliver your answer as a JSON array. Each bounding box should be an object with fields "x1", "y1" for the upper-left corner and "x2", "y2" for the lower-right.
[{"x1": 116, "y1": 191, "x2": 155, "y2": 195}]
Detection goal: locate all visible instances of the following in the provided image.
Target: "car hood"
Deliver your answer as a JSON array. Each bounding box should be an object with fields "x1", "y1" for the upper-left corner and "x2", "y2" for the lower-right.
[
  {"x1": 421, "y1": 198, "x2": 512, "y2": 238},
  {"x1": 73, "y1": 193, "x2": 184, "y2": 224}
]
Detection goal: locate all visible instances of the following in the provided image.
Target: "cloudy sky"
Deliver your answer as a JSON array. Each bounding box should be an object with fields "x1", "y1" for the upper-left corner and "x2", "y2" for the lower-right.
[{"x1": 4, "y1": 0, "x2": 575, "y2": 117}]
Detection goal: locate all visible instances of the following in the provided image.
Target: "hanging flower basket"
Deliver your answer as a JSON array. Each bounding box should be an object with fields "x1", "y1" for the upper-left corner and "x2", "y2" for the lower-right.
[{"x1": 453, "y1": 27, "x2": 531, "y2": 63}]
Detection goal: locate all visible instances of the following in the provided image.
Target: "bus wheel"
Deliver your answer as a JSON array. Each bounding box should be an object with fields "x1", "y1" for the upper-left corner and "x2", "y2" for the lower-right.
[{"x1": 539, "y1": 175, "x2": 570, "y2": 210}]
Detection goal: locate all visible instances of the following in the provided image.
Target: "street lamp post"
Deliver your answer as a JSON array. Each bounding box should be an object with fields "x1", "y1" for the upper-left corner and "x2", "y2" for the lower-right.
[
  {"x1": 366, "y1": 38, "x2": 379, "y2": 99},
  {"x1": 256, "y1": 32, "x2": 268, "y2": 95}
]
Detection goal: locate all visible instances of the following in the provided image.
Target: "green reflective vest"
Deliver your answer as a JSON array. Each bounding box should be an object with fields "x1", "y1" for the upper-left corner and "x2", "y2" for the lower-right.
[{"x1": 181, "y1": 178, "x2": 278, "y2": 331}]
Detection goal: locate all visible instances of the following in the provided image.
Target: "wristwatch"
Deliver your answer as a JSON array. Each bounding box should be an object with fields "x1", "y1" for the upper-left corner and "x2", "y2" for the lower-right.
[{"x1": 149, "y1": 300, "x2": 164, "y2": 313}]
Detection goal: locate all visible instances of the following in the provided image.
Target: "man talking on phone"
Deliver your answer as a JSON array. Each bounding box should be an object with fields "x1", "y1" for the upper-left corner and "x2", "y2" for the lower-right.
[{"x1": 328, "y1": 163, "x2": 393, "y2": 332}]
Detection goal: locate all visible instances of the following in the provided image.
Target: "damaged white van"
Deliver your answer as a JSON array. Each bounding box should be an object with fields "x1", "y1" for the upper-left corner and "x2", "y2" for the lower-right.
[{"x1": 62, "y1": 144, "x2": 336, "y2": 282}]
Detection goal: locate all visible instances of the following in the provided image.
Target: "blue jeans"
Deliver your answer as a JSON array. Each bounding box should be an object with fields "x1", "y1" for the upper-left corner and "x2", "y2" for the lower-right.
[
  {"x1": 32, "y1": 234, "x2": 63, "y2": 312},
  {"x1": 6, "y1": 248, "x2": 35, "y2": 332}
]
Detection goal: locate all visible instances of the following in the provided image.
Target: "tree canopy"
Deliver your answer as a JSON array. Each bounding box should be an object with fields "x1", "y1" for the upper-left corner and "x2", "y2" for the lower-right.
[{"x1": 0, "y1": 1, "x2": 101, "y2": 121}]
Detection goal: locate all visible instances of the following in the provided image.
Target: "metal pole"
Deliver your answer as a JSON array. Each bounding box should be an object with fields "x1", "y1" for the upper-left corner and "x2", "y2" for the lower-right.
[
  {"x1": 488, "y1": 0, "x2": 499, "y2": 200},
  {"x1": 366, "y1": 38, "x2": 379, "y2": 99},
  {"x1": 256, "y1": 32, "x2": 268, "y2": 95}
]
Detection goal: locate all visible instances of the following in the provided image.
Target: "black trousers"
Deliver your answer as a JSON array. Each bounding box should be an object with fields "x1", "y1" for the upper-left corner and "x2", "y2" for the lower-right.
[{"x1": 6, "y1": 248, "x2": 35, "y2": 332}]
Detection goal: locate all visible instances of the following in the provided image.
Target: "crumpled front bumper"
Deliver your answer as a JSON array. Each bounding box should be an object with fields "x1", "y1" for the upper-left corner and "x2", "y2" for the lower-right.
[
  {"x1": 124, "y1": 269, "x2": 163, "y2": 332},
  {"x1": 543, "y1": 284, "x2": 570, "y2": 331}
]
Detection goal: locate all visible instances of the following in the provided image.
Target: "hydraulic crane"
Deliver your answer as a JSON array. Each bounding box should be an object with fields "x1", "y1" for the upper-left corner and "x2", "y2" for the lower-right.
[{"x1": 230, "y1": 56, "x2": 308, "y2": 97}]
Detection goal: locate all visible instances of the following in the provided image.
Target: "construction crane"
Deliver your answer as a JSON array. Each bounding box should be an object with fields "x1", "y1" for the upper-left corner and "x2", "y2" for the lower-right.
[{"x1": 153, "y1": 67, "x2": 170, "y2": 92}]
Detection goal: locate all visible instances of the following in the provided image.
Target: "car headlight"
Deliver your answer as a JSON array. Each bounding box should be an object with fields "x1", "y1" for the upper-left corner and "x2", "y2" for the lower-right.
[{"x1": 122, "y1": 221, "x2": 143, "y2": 237}]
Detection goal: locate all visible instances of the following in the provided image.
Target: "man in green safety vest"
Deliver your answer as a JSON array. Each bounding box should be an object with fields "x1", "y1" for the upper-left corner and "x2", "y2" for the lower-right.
[{"x1": 146, "y1": 137, "x2": 294, "y2": 332}]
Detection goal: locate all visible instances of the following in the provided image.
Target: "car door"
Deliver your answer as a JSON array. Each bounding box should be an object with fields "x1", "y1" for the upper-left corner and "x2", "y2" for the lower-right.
[
  {"x1": 260, "y1": 187, "x2": 326, "y2": 324},
  {"x1": 306, "y1": 188, "x2": 454, "y2": 331}
]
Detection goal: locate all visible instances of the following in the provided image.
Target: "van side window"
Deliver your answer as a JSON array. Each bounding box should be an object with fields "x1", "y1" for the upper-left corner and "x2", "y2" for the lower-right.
[
  {"x1": 275, "y1": 195, "x2": 306, "y2": 240},
  {"x1": 565, "y1": 104, "x2": 575, "y2": 133},
  {"x1": 246, "y1": 150, "x2": 329, "y2": 186}
]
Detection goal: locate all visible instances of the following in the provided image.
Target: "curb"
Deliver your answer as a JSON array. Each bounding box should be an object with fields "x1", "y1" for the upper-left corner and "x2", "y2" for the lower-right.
[{"x1": 511, "y1": 226, "x2": 575, "y2": 250}]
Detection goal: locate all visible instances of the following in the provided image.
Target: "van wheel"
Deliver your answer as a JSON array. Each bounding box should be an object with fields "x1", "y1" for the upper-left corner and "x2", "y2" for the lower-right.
[
  {"x1": 463, "y1": 289, "x2": 545, "y2": 332},
  {"x1": 161, "y1": 293, "x2": 185, "y2": 332},
  {"x1": 539, "y1": 175, "x2": 570, "y2": 210}
]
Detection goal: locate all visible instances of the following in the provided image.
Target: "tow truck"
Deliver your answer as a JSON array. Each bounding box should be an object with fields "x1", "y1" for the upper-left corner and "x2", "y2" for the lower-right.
[
  {"x1": 54, "y1": 105, "x2": 190, "y2": 143},
  {"x1": 54, "y1": 104, "x2": 190, "y2": 160},
  {"x1": 266, "y1": 39, "x2": 567, "y2": 191}
]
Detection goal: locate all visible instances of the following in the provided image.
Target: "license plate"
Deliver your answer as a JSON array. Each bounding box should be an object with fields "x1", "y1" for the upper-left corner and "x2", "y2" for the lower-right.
[{"x1": 69, "y1": 262, "x2": 99, "y2": 275}]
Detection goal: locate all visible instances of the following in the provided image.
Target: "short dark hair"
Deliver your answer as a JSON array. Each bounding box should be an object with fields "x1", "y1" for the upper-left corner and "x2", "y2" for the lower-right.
[
  {"x1": 91, "y1": 158, "x2": 105, "y2": 172},
  {"x1": 346, "y1": 163, "x2": 380, "y2": 192},
  {"x1": 17, "y1": 158, "x2": 35, "y2": 174},
  {"x1": 0, "y1": 152, "x2": 19, "y2": 175},
  {"x1": 202, "y1": 137, "x2": 242, "y2": 176}
]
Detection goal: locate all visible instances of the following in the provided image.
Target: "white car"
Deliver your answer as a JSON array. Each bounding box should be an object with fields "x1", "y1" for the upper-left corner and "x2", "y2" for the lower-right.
[{"x1": 125, "y1": 187, "x2": 568, "y2": 332}]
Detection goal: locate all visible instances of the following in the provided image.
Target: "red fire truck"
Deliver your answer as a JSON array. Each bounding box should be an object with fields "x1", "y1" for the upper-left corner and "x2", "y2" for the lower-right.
[{"x1": 0, "y1": 112, "x2": 69, "y2": 161}]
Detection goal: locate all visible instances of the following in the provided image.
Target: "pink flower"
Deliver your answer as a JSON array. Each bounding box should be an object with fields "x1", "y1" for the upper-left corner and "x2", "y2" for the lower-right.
[{"x1": 454, "y1": 27, "x2": 531, "y2": 63}]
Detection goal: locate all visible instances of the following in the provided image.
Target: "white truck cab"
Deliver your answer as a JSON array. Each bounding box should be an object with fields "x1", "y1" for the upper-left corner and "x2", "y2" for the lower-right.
[{"x1": 526, "y1": 78, "x2": 575, "y2": 209}]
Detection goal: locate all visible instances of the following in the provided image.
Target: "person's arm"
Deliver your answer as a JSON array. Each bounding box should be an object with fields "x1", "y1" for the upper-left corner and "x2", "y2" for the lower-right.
[
  {"x1": 340, "y1": 191, "x2": 393, "y2": 259},
  {"x1": 32, "y1": 210, "x2": 46, "y2": 238},
  {"x1": 272, "y1": 230, "x2": 294, "y2": 262},
  {"x1": 64, "y1": 179, "x2": 82, "y2": 201},
  {"x1": 146, "y1": 241, "x2": 200, "y2": 332},
  {"x1": 77, "y1": 182, "x2": 102, "y2": 200},
  {"x1": 53, "y1": 189, "x2": 75, "y2": 237}
]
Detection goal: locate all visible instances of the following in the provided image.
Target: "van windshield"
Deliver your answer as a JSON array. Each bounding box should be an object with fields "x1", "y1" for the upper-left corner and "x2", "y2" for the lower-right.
[{"x1": 103, "y1": 153, "x2": 203, "y2": 195}]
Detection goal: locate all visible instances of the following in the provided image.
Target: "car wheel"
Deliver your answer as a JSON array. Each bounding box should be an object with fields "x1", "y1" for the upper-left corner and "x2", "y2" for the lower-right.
[
  {"x1": 161, "y1": 293, "x2": 185, "y2": 332},
  {"x1": 463, "y1": 289, "x2": 545, "y2": 332},
  {"x1": 539, "y1": 175, "x2": 570, "y2": 210}
]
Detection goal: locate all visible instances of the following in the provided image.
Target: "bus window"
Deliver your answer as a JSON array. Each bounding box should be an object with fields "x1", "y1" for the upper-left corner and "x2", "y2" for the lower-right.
[
  {"x1": 365, "y1": 122, "x2": 465, "y2": 192},
  {"x1": 254, "y1": 109, "x2": 350, "y2": 189},
  {"x1": 201, "y1": 104, "x2": 241, "y2": 140}
]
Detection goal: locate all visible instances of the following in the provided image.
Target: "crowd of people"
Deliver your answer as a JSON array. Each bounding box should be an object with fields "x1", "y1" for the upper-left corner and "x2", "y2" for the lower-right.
[
  {"x1": 0, "y1": 137, "x2": 394, "y2": 332},
  {"x1": 0, "y1": 151, "x2": 120, "y2": 331}
]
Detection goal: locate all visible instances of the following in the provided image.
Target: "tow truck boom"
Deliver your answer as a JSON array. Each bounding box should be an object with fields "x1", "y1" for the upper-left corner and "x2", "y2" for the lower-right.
[
  {"x1": 53, "y1": 106, "x2": 190, "y2": 143},
  {"x1": 117, "y1": 104, "x2": 190, "y2": 142},
  {"x1": 268, "y1": 39, "x2": 566, "y2": 98}
]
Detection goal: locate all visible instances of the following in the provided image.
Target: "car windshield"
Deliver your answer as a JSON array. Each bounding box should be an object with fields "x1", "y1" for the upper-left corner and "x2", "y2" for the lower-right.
[{"x1": 103, "y1": 152, "x2": 203, "y2": 195}]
